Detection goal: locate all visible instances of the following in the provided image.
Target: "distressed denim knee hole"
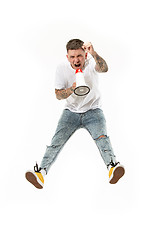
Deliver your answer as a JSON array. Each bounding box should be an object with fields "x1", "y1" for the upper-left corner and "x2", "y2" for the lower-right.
[{"x1": 94, "y1": 135, "x2": 107, "y2": 141}]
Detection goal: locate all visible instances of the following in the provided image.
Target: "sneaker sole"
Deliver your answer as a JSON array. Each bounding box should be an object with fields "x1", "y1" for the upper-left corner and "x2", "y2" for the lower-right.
[
  {"x1": 25, "y1": 171, "x2": 43, "y2": 189},
  {"x1": 109, "y1": 166, "x2": 125, "y2": 184}
]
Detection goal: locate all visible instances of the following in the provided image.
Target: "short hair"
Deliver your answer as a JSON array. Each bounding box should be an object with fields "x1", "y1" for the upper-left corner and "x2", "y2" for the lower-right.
[{"x1": 66, "y1": 39, "x2": 84, "y2": 52}]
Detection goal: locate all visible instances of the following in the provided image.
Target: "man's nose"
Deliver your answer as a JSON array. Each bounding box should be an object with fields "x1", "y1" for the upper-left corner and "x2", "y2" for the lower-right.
[{"x1": 74, "y1": 57, "x2": 79, "y2": 63}]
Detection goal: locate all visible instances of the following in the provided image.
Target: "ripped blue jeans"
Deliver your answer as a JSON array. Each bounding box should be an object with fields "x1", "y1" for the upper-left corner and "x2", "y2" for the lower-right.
[{"x1": 40, "y1": 108, "x2": 116, "y2": 173}]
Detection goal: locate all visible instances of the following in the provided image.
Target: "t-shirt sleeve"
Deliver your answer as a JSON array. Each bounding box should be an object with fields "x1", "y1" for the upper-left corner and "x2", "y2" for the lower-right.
[{"x1": 54, "y1": 64, "x2": 66, "y2": 89}]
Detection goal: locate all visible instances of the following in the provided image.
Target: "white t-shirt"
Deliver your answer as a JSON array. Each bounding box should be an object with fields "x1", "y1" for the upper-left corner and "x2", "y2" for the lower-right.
[{"x1": 54, "y1": 57, "x2": 102, "y2": 113}]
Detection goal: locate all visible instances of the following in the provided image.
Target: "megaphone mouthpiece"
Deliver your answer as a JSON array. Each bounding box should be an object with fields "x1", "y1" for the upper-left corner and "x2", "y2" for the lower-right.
[{"x1": 75, "y1": 69, "x2": 83, "y2": 74}]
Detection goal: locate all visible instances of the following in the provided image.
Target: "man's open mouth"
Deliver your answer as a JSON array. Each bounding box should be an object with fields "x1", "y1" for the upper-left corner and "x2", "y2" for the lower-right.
[{"x1": 74, "y1": 63, "x2": 81, "y2": 68}]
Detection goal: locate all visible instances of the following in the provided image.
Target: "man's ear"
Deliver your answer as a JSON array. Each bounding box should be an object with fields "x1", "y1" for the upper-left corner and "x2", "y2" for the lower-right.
[
  {"x1": 66, "y1": 54, "x2": 68, "y2": 60},
  {"x1": 85, "y1": 52, "x2": 88, "y2": 59}
]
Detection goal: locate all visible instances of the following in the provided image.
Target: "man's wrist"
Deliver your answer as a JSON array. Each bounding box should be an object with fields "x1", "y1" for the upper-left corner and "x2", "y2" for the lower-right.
[{"x1": 91, "y1": 51, "x2": 97, "y2": 58}]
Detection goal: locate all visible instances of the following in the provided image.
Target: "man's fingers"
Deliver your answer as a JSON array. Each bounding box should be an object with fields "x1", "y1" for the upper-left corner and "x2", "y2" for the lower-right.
[
  {"x1": 72, "y1": 82, "x2": 76, "y2": 88},
  {"x1": 83, "y1": 42, "x2": 91, "y2": 47},
  {"x1": 84, "y1": 42, "x2": 92, "y2": 47},
  {"x1": 83, "y1": 42, "x2": 93, "y2": 52}
]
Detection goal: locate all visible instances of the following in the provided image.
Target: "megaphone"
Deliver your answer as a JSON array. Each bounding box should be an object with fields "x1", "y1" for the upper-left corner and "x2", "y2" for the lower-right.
[{"x1": 74, "y1": 69, "x2": 90, "y2": 96}]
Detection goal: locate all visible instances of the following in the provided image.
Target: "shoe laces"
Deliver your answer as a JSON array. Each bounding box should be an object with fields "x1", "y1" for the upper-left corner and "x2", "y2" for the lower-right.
[
  {"x1": 107, "y1": 159, "x2": 120, "y2": 169},
  {"x1": 34, "y1": 163, "x2": 47, "y2": 175},
  {"x1": 34, "y1": 163, "x2": 42, "y2": 173}
]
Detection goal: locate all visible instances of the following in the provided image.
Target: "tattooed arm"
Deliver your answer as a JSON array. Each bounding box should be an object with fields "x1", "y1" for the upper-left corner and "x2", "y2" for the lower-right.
[
  {"x1": 82, "y1": 42, "x2": 108, "y2": 73},
  {"x1": 92, "y1": 51, "x2": 108, "y2": 73},
  {"x1": 55, "y1": 82, "x2": 76, "y2": 100}
]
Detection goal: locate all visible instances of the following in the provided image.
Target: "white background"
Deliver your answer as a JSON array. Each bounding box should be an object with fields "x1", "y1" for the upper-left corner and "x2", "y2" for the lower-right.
[{"x1": 0, "y1": 0, "x2": 160, "y2": 239}]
